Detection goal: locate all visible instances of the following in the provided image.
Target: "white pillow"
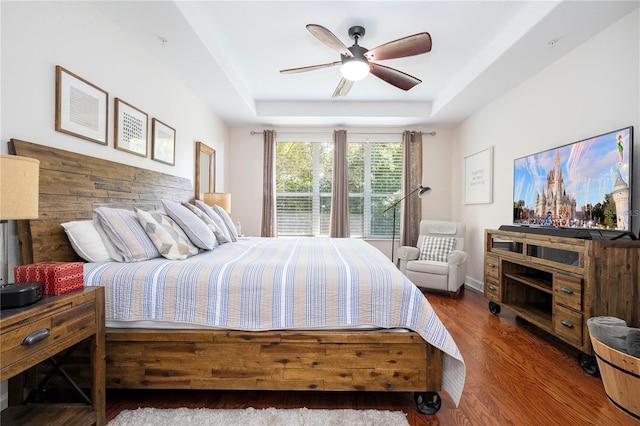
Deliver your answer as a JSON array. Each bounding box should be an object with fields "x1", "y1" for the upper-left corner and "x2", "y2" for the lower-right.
[
  {"x1": 212, "y1": 205, "x2": 238, "y2": 242},
  {"x1": 162, "y1": 200, "x2": 217, "y2": 250},
  {"x1": 194, "y1": 200, "x2": 233, "y2": 242},
  {"x1": 61, "y1": 220, "x2": 112, "y2": 263},
  {"x1": 135, "y1": 208, "x2": 199, "y2": 260},
  {"x1": 95, "y1": 207, "x2": 160, "y2": 262},
  {"x1": 182, "y1": 202, "x2": 228, "y2": 244}
]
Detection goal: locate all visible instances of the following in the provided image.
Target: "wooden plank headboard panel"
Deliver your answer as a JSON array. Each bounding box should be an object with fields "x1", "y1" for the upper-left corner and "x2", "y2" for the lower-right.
[{"x1": 9, "y1": 139, "x2": 194, "y2": 264}]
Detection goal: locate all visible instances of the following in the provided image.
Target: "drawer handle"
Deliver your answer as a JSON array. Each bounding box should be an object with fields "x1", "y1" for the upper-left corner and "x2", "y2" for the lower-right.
[
  {"x1": 488, "y1": 285, "x2": 497, "y2": 291},
  {"x1": 560, "y1": 286, "x2": 574, "y2": 295},
  {"x1": 488, "y1": 263, "x2": 496, "y2": 268},
  {"x1": 561, "y1": 320, "x2": 574, "y2": 329},
  {"x1": 21, "y1": 328, "x2": 50, "y2": 346}
]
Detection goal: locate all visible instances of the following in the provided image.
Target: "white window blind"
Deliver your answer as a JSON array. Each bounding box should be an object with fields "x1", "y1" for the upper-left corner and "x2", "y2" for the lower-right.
[{"x1": 275, "y1": 133, "x2": 402, "y2": 238}]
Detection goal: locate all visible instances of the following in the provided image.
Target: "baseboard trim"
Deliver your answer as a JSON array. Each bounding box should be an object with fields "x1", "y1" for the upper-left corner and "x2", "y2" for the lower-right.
[{"x1": 465, "y1": 276, "x2": 483, "y2": 292}]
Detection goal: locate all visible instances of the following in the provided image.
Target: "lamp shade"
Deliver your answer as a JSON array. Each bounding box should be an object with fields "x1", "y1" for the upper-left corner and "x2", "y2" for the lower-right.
[
  {"x1": 203, "y1": 192, "x2": 231, "y2": 214},
  {"x1": 0, "y1": 155, "x2": 39, "y2": 220},
  {"x1": 418, "y1": 186, "x2": 431, "y2": 197}
]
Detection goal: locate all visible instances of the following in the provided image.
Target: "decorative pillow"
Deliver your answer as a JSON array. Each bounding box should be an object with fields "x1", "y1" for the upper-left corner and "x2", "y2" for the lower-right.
[
  {"x1": 195, "y1": 200, "x2": 233, "y2": 242},
  {"x1": 61, "y1": 220, "x2": 112, "y2": 263},
  {"x1": 418, "y1": 236, "x2": 456, "y2": 262},
  {"x1": 212, "y1": 204, "x2": 238, "y2": 242},
  {"x1": 93, "y1": 218, "x2": 126, "y2": 262},
  {"x1": 182, "y1": 202, "x2": 228, "y2": 244},
  {"x1": 135, "y1": 208, "x2": 199, "y2": 260},
  {"x1": 94, "y1": 207, "x2": 160, "y2": 262},
  {"x1": 161, "y1": 200, "x2": 217, "y2": 250}
]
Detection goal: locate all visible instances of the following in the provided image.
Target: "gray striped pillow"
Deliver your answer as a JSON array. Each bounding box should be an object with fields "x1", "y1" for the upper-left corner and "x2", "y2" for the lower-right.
[{"x1": 95, "y1": 207, "x2": 160, "y2": 262}]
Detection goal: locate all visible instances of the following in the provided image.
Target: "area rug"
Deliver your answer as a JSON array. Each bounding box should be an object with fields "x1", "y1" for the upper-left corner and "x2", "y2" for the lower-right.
[{"x1": 108, "y1": 406, "x2": 410, "y2": 425}]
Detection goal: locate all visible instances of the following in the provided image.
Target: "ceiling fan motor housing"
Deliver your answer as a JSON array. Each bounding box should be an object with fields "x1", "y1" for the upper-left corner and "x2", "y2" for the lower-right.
[
  {"x1": 348, "y1": 25, "x2": 366, "y2": 41},
  {"x1": 343, "y1": 44, "x2": 369, "y2": 63}
]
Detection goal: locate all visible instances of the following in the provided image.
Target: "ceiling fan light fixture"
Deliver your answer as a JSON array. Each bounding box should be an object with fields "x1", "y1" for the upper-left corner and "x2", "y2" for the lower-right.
[
  {"x1": 341, "y1": 58, "x2": 369, "y2": 81},
  {"x1": 281, "y1": 24, "x2": 431, "y2": 96}
]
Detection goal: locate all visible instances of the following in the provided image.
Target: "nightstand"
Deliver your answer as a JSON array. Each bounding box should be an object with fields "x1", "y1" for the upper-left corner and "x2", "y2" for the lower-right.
[{"x1": 0, "y1": 286, "x2": 105, "y2": 426}]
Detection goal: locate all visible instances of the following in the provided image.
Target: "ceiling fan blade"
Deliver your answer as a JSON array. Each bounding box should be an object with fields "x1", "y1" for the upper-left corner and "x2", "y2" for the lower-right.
[
  {"x1": 369, "y1": 63, "x2": 422, "y2": 91},
  {"x1": 332, "y1": 78, "x2": 354, "y2": 98},
  {"x1": 280, "y1": 61, "x2": 341, "y2": 74},
  {"x1": 306, "y1": 24, "x2": 353, "y2": 57},
  {"x1": 365, "y1": 32, "x2": 432, "y2": 61}
]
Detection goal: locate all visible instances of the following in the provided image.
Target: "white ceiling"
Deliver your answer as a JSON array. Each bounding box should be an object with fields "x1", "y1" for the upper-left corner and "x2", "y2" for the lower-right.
[{"x1": 93, "y1": 1, "x2": 638, "y2": 128}]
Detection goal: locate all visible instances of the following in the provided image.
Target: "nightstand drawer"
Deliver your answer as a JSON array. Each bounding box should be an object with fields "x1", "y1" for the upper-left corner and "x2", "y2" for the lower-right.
[{"x1": 1, "y1": 299, "x2": 96, "y2": 377}]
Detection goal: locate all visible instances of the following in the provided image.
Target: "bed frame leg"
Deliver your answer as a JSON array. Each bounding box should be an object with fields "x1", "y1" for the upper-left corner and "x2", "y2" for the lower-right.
[{"x1": 414, "y1": 392, "x2": 442, "y2": 414}]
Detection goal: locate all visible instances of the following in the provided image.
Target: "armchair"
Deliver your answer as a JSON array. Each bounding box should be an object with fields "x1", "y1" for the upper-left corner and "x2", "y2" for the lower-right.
[{"x1": 398, "y1": 220, "x2": 467, "y2": 297}]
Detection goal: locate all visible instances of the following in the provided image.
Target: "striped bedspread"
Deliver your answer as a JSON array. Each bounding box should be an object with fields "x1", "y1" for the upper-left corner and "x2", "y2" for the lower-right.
[{"x1": 84, "y1": 237, "x2": 465, "y2": 404}]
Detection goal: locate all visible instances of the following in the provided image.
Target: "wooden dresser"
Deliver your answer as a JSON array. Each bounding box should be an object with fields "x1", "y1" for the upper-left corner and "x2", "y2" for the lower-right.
[
  {"x1": 483, "y1": 228, "x2": 639, "y2": 370},
  {"x1": 1, "y1": 286, "x2": 105, "y2": 425}
]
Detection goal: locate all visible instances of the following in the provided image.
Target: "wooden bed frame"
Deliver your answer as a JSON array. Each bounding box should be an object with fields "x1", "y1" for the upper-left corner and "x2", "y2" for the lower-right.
[{"x1": 9, "y1": 139, "x2": 444, "y2": 414}]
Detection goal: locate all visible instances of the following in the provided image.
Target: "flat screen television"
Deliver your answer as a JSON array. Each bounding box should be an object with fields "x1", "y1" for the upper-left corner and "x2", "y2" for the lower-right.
[{"x1": 513, "y1": 126, "x2": 634, "y2": 234}]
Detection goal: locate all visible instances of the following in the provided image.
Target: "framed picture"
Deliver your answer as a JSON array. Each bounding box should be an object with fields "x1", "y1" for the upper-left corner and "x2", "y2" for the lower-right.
[
  {"x1": 115, "y1": 98, "x2": 148, "y2": 157},
  {"x1": 151, "y1": 118, "x2": 176, "y2": 165},
  {"x1": 55, "y1": 66, "x2": 108, "y2": 145},
  {"x1": 464, "y1": 146, "x2": 493, "y2": 204}
]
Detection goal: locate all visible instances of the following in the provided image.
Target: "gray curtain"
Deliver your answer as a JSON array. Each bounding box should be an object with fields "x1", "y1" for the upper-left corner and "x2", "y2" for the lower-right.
[
  {"x1": 261, "y1": 130, "x2": 277, "y2": 237},
  {"x1": 400, "y1": 131, "x2": 423, "y2": 247},
  {"x1": 330, "y1": 130, "x2": 349, "y2": 237}
]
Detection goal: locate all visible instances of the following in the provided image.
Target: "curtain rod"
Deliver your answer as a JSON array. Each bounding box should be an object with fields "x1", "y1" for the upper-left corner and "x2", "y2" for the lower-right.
[{"x1": 249, "y1": 130, "x2": 436, "y2": 136}]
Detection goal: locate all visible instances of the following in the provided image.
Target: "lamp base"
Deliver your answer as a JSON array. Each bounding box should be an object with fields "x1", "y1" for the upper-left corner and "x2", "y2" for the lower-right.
[{"x1": 0, "y1": 281, "x2": 43, "y2": 310}]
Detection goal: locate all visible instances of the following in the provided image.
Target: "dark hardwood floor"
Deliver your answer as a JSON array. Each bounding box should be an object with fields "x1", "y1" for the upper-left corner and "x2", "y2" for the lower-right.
[{"x1": 105, "y1": 288, "x2": 638, "y2": 425}]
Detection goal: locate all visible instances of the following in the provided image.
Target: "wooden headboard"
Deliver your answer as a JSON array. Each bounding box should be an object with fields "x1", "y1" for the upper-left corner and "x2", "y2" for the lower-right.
[{"x1": 9, "y1": 139, "x2": 193, "y2": 264}]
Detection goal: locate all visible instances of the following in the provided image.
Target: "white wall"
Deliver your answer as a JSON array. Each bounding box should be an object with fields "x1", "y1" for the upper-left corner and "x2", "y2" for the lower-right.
[
  {"x1": 0, "y1": 1, "x2": 228, "y2": 265},
  {"x1": 1, "y1": 1, "x2": 228, "y2": 177},
  {"x1": 226, "y1": 125, "x2": 453, "y2": 259},
  {"x1": 455, "y1": 10, "x2": 640, "y2": 291},
  {"x1": 0, "y1": 1, "x2": 228, "y2": 409}
]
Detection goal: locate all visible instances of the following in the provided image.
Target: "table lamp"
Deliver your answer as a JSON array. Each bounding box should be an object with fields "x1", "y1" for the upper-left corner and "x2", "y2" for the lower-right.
[
  {"x1": 1, "y1": 155, "x2": 40, "y2": 286},
  {"x1": 203, "y1": 192, "x2": 231, "y2": 214}
]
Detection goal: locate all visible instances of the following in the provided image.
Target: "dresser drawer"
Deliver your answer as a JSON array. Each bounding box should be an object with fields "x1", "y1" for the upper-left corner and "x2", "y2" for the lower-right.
[
  {"x1": 0, "y1": 299, "x2": 96, "y2": 377},
  {"x1": 554, "y1": 274, "x2": 582, "y2": 311},
  {"x1": 553, "y1": 304, "x2": 582, "y2": 347},
  {"x1": 485, "y1": 278, "x2": 501, "y2": 302},
  {"x1": 484, "y1": 254, "x2": 500, "y2": 281}
]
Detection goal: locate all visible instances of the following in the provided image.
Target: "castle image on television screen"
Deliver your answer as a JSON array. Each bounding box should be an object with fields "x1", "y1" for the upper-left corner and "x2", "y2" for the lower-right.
[{"x1": 513, "y1": 127, "x2": 632, "y2": 231}]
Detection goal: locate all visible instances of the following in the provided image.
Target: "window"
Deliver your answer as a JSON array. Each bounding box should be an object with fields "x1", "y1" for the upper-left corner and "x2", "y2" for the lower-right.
[
  {"x1": 276, "y1": 134, "x2": 333, "y2": 236},
  {"x1": 347, "y1": 134, "x2": 403, "y2": 238},
  {"x1": 275, "y1": 133, "x2": 402, "y2": 238}
]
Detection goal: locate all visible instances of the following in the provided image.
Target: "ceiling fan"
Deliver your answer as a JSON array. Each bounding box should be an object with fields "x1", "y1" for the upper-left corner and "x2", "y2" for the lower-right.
[{"x1": 280, "y1": 24, "x2": 432, "y2": 98}]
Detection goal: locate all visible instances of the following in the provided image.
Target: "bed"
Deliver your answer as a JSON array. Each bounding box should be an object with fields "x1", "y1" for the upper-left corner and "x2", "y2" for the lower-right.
[{"x1": 9, "y1": 139, "x2": 465, "y2": 414}]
